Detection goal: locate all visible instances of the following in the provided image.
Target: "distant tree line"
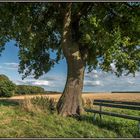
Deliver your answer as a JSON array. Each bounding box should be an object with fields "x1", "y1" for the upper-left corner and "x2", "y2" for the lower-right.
[
  {"x1": 15, "y1": 85, "x2": 45, "y2": 95},
  {"x1": 0, "y1": 74, "x2": 45, "y2": 97}
]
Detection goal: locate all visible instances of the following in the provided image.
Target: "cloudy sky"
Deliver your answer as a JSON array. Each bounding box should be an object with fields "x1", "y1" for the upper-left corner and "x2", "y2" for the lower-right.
[{"x1": 0, "y1": 40, "x2": 140, "y2": 92}]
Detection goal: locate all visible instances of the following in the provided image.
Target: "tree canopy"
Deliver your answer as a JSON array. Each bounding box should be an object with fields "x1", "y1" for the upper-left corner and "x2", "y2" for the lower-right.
[{"x1": 0, "y1": 2, "x2": 140, "y2": 78}]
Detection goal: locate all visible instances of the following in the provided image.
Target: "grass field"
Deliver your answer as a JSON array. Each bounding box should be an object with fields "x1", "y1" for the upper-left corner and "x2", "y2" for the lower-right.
[{"x1": 0, "y1": 93, "x2": 140, "y2": 138}]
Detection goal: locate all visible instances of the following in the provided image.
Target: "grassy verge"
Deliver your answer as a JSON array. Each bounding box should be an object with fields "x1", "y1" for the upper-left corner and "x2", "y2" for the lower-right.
[{"x1": 0, "y1": 98, "x2": 139, "y2": 138}]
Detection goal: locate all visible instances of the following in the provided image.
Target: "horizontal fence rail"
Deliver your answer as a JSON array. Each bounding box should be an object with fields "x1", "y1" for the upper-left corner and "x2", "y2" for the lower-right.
[
  {"x1": 85, "y1": 109, "x2": 140, "y2": 121},
  {"x1": 93, "y1": 102, "x2": 140, "y2": 111},
  {"x1": 93, "y1": 100, "x2": 140, "y2": 106}
]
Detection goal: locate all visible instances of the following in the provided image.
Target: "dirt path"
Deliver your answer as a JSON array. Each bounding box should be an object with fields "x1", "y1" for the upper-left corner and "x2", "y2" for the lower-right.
[{"x1": 1, "y1": 92, "x2": 140, "y2": 102}]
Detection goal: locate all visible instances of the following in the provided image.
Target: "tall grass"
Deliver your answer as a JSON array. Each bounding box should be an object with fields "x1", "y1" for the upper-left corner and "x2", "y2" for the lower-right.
[{"x1": 20, "y1": 96, "x2": 56, "y2": 114}]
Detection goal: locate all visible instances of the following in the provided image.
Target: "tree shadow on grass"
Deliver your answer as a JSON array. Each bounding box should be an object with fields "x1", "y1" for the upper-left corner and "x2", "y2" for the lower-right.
[
  {"x1": 73, "y1": 114, "x2": 119, "y2": 134},
  {"x1": 73, "y1": 114, "x2": 139, "y2": 137},
  {"x1": 0, "y1": 99, "x2": 19, "y2": 106}
]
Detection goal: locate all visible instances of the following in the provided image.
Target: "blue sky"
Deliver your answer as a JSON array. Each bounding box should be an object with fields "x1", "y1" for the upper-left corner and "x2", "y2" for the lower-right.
[{"x1": 0, "y1": 40, "x2": 140, "y2": 92}]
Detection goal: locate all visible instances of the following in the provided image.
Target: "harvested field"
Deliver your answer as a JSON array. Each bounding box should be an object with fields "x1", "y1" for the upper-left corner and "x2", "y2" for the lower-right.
[
  {"x1": 1, "y1": 92, "x2": 140, "y2": 102},
  {"x1": 82, "y1": 92, "x2": 140, "y2": 102}
]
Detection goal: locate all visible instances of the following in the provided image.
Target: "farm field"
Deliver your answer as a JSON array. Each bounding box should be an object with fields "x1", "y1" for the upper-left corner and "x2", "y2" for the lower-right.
[
  {"x1": 1, "y1": 92, "x2": 140, "y2": 102},
  {"x1": 0, "y1": 92, "x2": 140, "y2": 138}
]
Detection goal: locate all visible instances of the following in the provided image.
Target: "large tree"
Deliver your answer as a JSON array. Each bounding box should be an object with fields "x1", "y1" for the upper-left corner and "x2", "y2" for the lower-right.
[{"x1": 0, "y1": 2, "x2": 140, "y2": 116}]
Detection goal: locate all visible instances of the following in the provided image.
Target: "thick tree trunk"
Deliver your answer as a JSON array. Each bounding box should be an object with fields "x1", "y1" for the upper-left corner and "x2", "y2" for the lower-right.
[
  {"x1": 57, "y1": 53, "x2": 85, "y2": 116},
  {"x1": 56, "y1": 3, "x2": 85, "y2": 116}
]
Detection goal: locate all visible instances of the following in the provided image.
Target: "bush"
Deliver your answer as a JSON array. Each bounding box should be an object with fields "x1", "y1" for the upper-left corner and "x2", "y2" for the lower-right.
[
  {"x1": 15, "y1": 85, "x2": 45, "y2": 95},
  {"x1": 0, "y1": 75, "x2": 16, "y2": 97},
  {"x1": 20, "y1": 96, "x2": 56, "y2": 114},
  {"x1": 31, "y1": 96, "x2": 56, "y2": 112}
]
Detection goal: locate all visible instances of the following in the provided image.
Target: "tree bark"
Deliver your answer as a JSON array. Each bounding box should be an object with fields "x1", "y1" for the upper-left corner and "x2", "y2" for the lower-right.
[
  {"x1": 57, "y1": 51, "x2": 85, "y2": 116},
  {"x1": 56, "y1": 3, "x2": 85, "y2": 116}
]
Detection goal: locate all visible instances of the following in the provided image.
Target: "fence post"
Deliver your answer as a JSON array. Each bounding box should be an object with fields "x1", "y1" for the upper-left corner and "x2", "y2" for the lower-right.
[
  {"x1": 99, "y1": 102, "x2": 102, "y2": 122},
  {"x1": 138, "y1": 121, "x2": 140, "y2": 133},
  {"x1": 93, "y1": 113, "x2": 96, "y2": 122}
]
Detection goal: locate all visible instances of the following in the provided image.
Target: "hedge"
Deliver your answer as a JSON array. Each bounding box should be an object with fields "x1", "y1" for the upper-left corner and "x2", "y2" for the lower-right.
[{"x1": 15, "y1": 85, "x2": 45, "y2": 95}]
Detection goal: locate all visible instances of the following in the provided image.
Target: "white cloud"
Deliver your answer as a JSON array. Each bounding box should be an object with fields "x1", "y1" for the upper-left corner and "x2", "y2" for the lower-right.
[
  {"x1": 0, "y1": 62, "x2": 19, "y2": 70},
  {"x1": 15, "y1": 80, "x2": 33, "y2": 85},
  {"x1": 38, "y1": 74, "x2": 66, "y2": 87},
  {"x1": 15, "y1": 79, "x2": 54, "y2": 88},
  {"x1": 39, "y1": 75, "x2": 64, "y2": 81},
  {"x1": 4, "y1": 62, "x2": 19, "y2": 68},
  {"x1": 85, "y1": 69, "x2": 100, "y2": 80},
  {"x1": 127, "y1": 80, "x2": 135, "y2": 85},
  {"x1": 84, "y1": 80, "x2": 102, "y2": 86},
  {"x1": 94, "y1": 74, "x2": 98, "y2": 78},
  {"x1": 92, "y1": 69, "x2": 98, "y2": 74},
  {"x1": 84, "y1": 67, "x2": 140, "y2": 92},
  {"x1": 32, "y1": 80, "x2": 50, "y2": 86},
  {"x1": 110, "y1": 63, "x2": 116, "y2": 72}
]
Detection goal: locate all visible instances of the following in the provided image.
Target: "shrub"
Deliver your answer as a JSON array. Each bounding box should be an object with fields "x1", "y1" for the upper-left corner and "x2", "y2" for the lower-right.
[
  {"x1": 15, "y1": 85, "x2": 45, "y2": 95},
  {"x1": 20, "y1": 96, "x2": 56, "y2": 114},
  {"x1": 31, "y1": 96, "x2": 56, "y2": 112},
  {"x1": 0, "y1": 75, "x2": 16, "y2": 97}
]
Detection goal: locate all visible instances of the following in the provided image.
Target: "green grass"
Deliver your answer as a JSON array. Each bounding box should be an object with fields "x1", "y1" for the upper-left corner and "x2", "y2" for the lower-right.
[{"x1": 0, "y1": 99, "x2": 139, "y2": 138}]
